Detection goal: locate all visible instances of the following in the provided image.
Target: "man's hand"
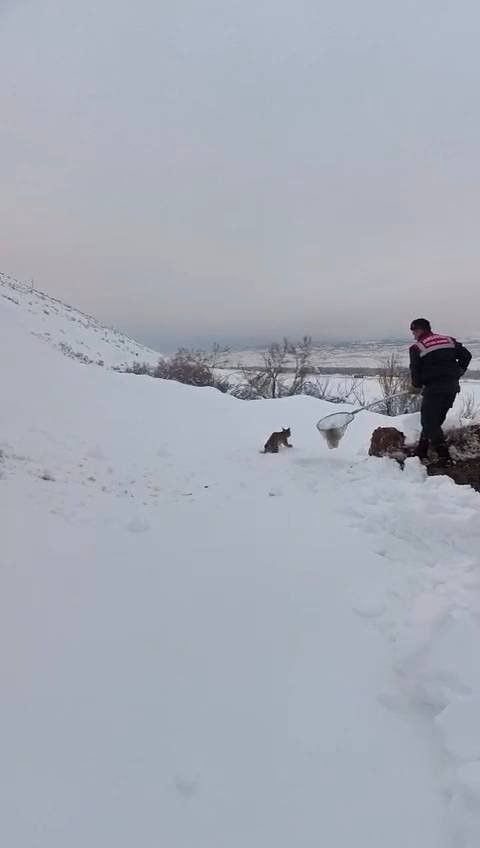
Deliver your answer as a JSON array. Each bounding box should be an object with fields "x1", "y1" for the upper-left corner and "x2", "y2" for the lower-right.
[{"x1": 410, "y1": 385, "x2": 422, "y2": 395}]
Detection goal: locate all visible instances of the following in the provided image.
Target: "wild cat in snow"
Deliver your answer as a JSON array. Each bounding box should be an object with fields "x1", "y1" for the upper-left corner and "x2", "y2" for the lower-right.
[{"x1": 262, "y1": 427, "x2": 293, "y2": 453}]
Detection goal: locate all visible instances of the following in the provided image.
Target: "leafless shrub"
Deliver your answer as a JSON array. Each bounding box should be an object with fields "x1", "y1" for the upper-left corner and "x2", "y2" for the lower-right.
[
  {"x1": 302, "y1": 375, "x2": 332, "y2": 400},
  {"x1": 286, "y1": 336, "x2": 313, "y2": 396},
  {"x1": 208, "y1": 342, "x2": 231, "y2": 370},
  {"x1": 261, "y1": 340, "x2": 290, "y2": 398},
  {"x1": 58, "y1": 342, "x2": 94, "y2": 365},
  {"x1": 346, "y1": 378, "x2": 367, "y2": 407},
  {"x1": 123, "y1": 361, "x2": 154, "y2": 376},
  {"x1": 153, "y1": 347, "x2": 231, "y2": 392},
  {"x1": 122, "y1": 345, "x2": 230, "y2": 392},
  {"x1": 458, "y1": 392, "x2": 480, "y2": 421},
  {"x1": 377, "y1": 354, "x2": 422, "y2": 416},
  {"x1": 302, "y1": 375, "x2": 367, "y2": 406},
  {"x1": 229, "y1": 369, "x2": 270, "y2": 400},
  {"x1": 232, "y1": 337, "x2": 314, "y2": 399},
  {"x1": 231, "y1": 338, "x2": 370, "y2": 404},
  {"x1": 155, "y1": 353, "x2": 211, "y2": 386}
]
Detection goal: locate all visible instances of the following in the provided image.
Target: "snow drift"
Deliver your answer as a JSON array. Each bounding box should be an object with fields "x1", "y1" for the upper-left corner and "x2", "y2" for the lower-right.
[{"x1": 2, "y1": 278, "x2": 480, "y2": 847}]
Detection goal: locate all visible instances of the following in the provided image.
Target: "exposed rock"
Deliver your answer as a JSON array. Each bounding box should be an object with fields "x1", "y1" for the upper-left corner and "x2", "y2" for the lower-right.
[
  {"x1": 369, "y1": 427, "x2": 413, "y2": 462},
  {"x1": 369, "y1": 424, "x2": 480, "y2": 493}
]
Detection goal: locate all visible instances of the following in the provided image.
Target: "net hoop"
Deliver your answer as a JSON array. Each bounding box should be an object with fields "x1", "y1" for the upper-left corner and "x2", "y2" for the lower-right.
[{"x1": 316, "y1": 411, "x2": 355, "y2": 449}]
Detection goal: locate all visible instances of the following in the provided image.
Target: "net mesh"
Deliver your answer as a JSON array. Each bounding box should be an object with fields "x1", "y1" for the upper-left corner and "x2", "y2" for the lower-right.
[
  {"x1": 322, "y1": 425, "x2": 348, "y2": 449},
  {"x1": 316, "y1": 411, "x2": 355, "y2": 449}
]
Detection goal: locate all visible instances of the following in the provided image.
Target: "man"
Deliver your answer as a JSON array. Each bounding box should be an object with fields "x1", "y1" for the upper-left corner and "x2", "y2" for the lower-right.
[{"x1": 409, "y1": 318, "x2": 472, "y2": 463}]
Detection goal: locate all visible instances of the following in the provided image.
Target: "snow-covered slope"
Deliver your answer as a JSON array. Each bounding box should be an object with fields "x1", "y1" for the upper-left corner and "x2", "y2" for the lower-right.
[
  {"x1": 0, "y1": 271, "x2": 160, "y2": 368},
  {"x1": 2, "y1": 284, "x2": 480, "y2": 847}
]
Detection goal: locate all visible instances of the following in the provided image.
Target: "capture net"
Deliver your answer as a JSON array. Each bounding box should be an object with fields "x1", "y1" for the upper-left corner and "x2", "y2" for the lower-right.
[{"x1": 316, "y1": 411, "x2": 355, "y2": 449}]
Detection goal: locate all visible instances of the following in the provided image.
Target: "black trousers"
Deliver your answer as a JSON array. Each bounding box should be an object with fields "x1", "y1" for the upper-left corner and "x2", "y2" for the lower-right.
[{"x1": 419, "y1": 391, "x2": 457, "y2": 453}]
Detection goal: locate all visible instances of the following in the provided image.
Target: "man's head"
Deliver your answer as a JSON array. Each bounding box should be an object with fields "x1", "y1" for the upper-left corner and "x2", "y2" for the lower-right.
[{"x1": 410, "y1": 318, "x2": 431, "y2": 341}]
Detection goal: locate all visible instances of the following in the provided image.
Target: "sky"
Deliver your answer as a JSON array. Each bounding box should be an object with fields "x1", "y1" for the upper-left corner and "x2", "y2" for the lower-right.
[{"x1": 1, "y1": 0, "x2": 480, "y2": 348}]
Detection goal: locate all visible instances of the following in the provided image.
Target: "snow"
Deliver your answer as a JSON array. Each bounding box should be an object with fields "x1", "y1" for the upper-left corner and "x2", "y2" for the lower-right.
[
  {"x1": 227, "y1": 339, "x2": 480, "y2": 370},
  {"x1": 4, "y1": 270, "x2": 479, "y2": 410},
  {"x1": 0, "y1": 271, "x2": 159, "y2": 369},
  {"x1": 2, "y1": 281, "x2": 480, "y2": 846}
]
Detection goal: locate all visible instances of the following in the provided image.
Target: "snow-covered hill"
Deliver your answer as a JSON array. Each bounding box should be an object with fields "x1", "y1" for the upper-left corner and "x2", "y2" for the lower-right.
[
  {"x1": 228, "y1": 338, "x2": 480, "y2": 371},
  {"x1": 0, "y1": 271, "x2": 160, "y2": 368},
  {"x1": 2, "y1": 278, "x2": 480, "y2": 847}
]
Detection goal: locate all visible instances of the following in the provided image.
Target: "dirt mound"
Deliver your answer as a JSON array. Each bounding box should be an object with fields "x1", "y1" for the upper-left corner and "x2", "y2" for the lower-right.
[{"x1": 369, "y1": 424, "x2": 480, "y2": 493}]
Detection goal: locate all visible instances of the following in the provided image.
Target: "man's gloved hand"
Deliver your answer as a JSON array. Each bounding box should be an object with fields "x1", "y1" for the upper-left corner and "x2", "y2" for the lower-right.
[{"x1": 410, "y1": 385, "x2": 422, "y2": 395}]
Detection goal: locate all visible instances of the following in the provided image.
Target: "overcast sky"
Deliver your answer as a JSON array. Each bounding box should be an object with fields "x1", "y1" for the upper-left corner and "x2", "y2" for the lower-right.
[{"x1": 1, "y1": 0, "x2": 480, "y2": 348}]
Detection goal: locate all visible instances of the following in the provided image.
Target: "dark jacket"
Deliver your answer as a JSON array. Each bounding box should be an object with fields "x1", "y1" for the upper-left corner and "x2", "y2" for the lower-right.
[{"x1": 409, "y1": 332, "x2": 472, "y2": 395}]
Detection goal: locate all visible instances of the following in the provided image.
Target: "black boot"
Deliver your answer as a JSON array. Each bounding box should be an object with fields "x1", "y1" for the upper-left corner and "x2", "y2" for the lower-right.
[
  {"x1": 436, "y1": 442, "x2": 453, "y2": 466},
  {"x1": 415, "y1": 436, "x2": 429, "y2": 463}
]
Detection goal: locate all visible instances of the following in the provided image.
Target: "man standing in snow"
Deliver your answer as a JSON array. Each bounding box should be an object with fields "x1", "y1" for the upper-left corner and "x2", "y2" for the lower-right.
[{"x1": 409, "y1": 318, "x2": 472, "y2": 463}]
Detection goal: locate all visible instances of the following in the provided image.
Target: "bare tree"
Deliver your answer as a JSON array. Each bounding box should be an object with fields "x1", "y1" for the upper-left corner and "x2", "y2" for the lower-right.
[
  {"x1": 261, "y1": 341, "x2": 289, "y2": 398},
  {"x1": 208, "y1": 342, "x2": 231, "y2": 370},
  {"x1": 286, "y1": 336, "x2": 313, "y2": 396},
  {"x1": 232, "y1": 337, "x2": 314, "y2": 399},
  {"x1": 377, "y1": 354, "x2": 421, "y2": 416}
]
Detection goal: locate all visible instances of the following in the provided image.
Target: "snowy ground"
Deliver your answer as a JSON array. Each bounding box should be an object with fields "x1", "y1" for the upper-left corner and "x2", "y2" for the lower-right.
[{"x1": 2, "y1": 284, "x2": 480, "y2": 846}]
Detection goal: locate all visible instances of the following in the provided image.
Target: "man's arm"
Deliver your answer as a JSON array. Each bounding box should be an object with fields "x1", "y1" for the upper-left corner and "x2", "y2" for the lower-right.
[
  {"x1": 409, "y1": 345, "x2": 422, "y2": 388},
  {"x1": 455, "y1": 340, "x2": 472, "y2": 374}
]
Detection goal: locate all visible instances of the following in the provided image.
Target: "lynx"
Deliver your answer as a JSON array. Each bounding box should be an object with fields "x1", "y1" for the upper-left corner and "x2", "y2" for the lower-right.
[{"x1": 263, "y1": 427, "x2": 292, "y2": 453}]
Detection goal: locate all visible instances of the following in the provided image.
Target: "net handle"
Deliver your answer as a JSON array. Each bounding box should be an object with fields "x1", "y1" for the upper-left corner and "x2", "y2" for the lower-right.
[
  {"x1": 315, "y1": 390, "x2": 413, "y2": 449},
  {"x1": 350, "y1": 390, "x2": 413, "y2": 417}
]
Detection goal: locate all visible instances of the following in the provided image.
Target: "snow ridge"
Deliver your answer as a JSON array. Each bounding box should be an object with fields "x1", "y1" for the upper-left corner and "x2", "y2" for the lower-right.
[{"x1": 0, "y1": 270, "x2": 160, "y2": 369}]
